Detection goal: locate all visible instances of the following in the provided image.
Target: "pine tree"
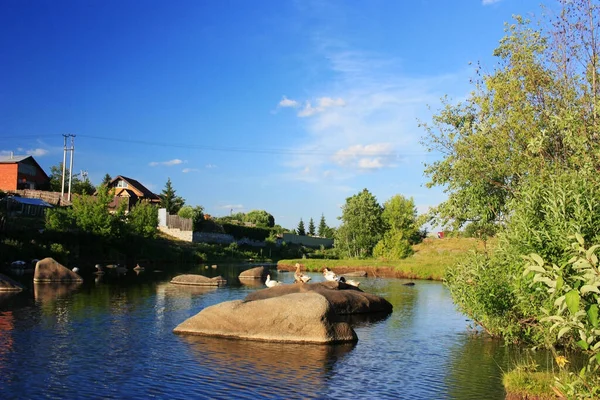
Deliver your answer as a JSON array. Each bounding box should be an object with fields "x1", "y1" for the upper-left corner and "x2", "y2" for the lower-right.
[
  {"x1": 318, "y1": 214, "x2": 328, "y2": 237},
  {"x1": 159, "y1": 177, "x2": 185, "y2": 214},
  {"x1": 101, "y1": 173, "x2": 112, "y2": 187},
  {"x1": 297, "y1": 218, "x2": 306, "y2": 236},
  {"x1": 308, "y1": 218, "x2": 315, "y2": 236}
]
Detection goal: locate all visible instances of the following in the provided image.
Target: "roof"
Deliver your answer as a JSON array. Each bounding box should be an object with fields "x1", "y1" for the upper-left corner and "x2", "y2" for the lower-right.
[
  {"x1": 0, "y1": 155, "x2": 50, "y2": 180},
  {"x1": 0, "y1": 155, "x2": 30, "y2": 163},
  {"x1": 109, "y1": 175, "x2": 160, "y2": 201},
  {"x1": 7, "y1": 197, "x2": 53, "y2": 207}
]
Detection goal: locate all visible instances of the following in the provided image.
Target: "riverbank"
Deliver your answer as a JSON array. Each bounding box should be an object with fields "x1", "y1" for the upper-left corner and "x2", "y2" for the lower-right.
[{"x1": 278, "y1": 237, "x2": 489, "y2": 281}]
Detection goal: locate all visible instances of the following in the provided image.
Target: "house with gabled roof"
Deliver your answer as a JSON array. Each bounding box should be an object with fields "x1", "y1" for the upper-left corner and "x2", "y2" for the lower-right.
[
  {"x1": 106, "y1": 175, "x2": 160, "y2": 210},
  {"x1": 0, "y1": 154, "x2": 50, "y2": 191}
]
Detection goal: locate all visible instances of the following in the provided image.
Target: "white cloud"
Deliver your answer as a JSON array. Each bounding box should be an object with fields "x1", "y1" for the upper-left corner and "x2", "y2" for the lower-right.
[
  {"x1": 182, "y1": 168, "x2": 200, "y2": 173},
  {"x1": 297, "y1": 97, "x2": 346, "y2": 118},
  {"x1": 482, "y1": 0, "x2": 502, "y2": 5},
  {"x1": 333, "y1": 143, "x2": 395, "y2": 170},
  {"x1": 205, "y1": 164, "x2": 217, "y2": 169},
  {"x1": 149, "y1": 159, "x2": 184, "y2": 167},
  {"x1": 278, "y1": 96, "x2": 299, "y2": 108},
  {"x1": 1, "y1": 148, "x2": 49, "y2": 157}
]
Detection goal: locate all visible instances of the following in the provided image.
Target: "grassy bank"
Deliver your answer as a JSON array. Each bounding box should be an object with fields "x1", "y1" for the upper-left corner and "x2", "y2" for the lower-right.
[{"x1": 279, "y1": 237, "x2": 489, "y2": 280}]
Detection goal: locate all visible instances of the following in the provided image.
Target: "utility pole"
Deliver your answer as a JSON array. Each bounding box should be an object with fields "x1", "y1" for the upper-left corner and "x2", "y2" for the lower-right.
[{"x1": 61, "y1": 134, "x2": 76, "y2": 201}]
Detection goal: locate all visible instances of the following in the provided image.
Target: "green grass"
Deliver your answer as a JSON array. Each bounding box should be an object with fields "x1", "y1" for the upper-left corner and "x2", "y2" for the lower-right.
[
  {"x1": 279, "y1": 237, "x2": 490, "y2": 280},
  {"x1": 503, "y1": 368, "x2": 559, "y2": 400}
]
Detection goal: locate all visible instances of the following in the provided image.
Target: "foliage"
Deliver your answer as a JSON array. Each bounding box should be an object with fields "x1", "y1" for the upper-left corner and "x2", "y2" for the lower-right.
[
  {"x1": 297, "y1": 218, "x2": 306, "y2": 236},
  {"x1": 244, "y1": 210, "x2": 275, "y2": 228},
  {"x1": 159, "y1": 177, "x2": 185, "y2": 214},
  {"x1": 373, "y1": 230, "x2": 414, "y2": 260},
  {"x1": 177, "y1": 205, "x2": 194, "y2": 219},
  {"x1": 221, "y1": 223, "x2": 272, "y2": 241},
  {"x1": 335, "y1": 189, "x2": 384, "y2": 258},
  {"x1": 48, "y1": 162, "x2": 95, "y2": 195},
  {"x1": 421, "y1": 2, "x2": 600, "y2": 231},
  {"x1": 308, "y1": 217, "x2": 315, "y2": 236},
  {"x1": 100, "y1": 173, "x2": 112, "y2": 187},
  {"x1": 127, "y1": 201, "x2": 158, "y2": 238},
  {"x1": 317, "y1": 214, "x2": 334, "y2": 238}
]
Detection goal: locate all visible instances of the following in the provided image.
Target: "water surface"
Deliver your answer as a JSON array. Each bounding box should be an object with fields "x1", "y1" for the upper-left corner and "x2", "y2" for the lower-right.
[{"x1": 0, "y1": 265, "x2": 552, "y2": 399}]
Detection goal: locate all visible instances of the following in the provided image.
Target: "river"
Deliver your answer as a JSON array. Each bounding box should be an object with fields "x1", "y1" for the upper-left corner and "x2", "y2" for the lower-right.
[{"x1": 0, "y1": 264, "x2": 554, "y2": 399}]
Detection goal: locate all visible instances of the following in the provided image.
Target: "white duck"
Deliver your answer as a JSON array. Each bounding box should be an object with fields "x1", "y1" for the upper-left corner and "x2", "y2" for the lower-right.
[
  {"x1": 294, "y1": 263, "x2": 311, "y2": 284},
  {"x1": 345, "y1": 279, "x2": 360, "y2": 287},
  {"x1": 265, "y1": 274, "x2": 282, "y2": 288},
  {"x1": 323, "y1": 268, "x2": 341, "y2": 282}
]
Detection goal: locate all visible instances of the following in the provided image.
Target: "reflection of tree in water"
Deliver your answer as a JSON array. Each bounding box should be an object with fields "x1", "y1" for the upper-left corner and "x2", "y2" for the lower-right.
[{"x1": 180, "y1": 335, "x2": 356, "y2": 398}]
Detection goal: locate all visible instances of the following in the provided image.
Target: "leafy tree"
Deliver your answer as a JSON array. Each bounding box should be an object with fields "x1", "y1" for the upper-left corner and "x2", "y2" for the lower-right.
[
  {"x1": 177, "y1": 205, "x2": 194, "y2": 219},
  {"x1": 48, "y1": 162, "x2": 95, "y2": 195},
  {"x1": 159, "y1": 177, "x2": 185, "y2": 214},
  {"x1": 127, "y1": 200, "x2": 158, "y2": 238},
  {"x1": 297, "y1": 218, "x2": 306, "y2": 236},
  {"x1": 421, "y1": 7, "x2": 600, "y2": 231},
  {"x1": 335, "y1": 189, "x2": 384, "y2": 258},
  {"x1": 308, "y1": 218, "x2": 315, "y2": 236},
  {"x1": 244, "y1": 210, "x2": 275, "y2": 228},
  {"x1": 381, "y1": 194, "x2": 420, "y2": 244}
]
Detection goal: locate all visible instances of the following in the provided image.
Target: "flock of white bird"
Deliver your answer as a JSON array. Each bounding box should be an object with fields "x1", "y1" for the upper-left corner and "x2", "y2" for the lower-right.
[{"x1": 265, "y1": 264, "x2": 360, "y2": 288}]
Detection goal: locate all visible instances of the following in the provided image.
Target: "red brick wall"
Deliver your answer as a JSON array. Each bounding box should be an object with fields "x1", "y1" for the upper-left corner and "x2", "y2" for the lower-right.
[{"x1": 0, "y1": 164, "x2": 18, "y2": 191}]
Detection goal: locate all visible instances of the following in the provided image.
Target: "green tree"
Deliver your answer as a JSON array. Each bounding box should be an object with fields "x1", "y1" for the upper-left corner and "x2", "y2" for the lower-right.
[
  {"x1": 177, "y1": 205, "x2": 194, "y2": 219},
  {"x1": 335, "y1": 189, "x2": 384, "y2": 258},
  {"x1": 159, "y1": 177, "x2": 185, "y2": 214},
  {"x1": 382, "y1": 194, "x2": 420, "y2": 243},
  {"x1": 127, "y1": 200, "x2": 158, "y2": 238},
  {"x1": 297, "y1": 218, "x2": 306, "y2": 236},
  {"x1": 308, "y1": 218, "x2": 315, "y2": 236},
  {"x1": 318, "y1": 214, "x2": 328, "y2": 237},
  {"x1": 421, "y1": 8, "x2": 600, "y2": 231},
  {"x1": 100, "y1": 173, "x2": 112, "y2": 187},
  {"x1": 244, "y1": 210, "x2": 275, "y2": 228},
  {"x1": 48, "y1": 162, "x2": 95, "y2": 195}
]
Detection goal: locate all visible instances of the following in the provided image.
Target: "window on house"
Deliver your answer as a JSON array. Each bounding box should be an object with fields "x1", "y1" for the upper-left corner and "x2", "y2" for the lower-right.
[{"x1": 117, "y1": 180, "x2": 128, "y2": 188}]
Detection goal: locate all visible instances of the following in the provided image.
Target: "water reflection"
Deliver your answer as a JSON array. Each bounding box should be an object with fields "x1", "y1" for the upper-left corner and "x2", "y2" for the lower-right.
[
  {"x1": 181, "y1": 335, "x2": 355, "y2": 398},
  {"x1": 33, "y1": 282, "x2": 82, "y2": 304}
]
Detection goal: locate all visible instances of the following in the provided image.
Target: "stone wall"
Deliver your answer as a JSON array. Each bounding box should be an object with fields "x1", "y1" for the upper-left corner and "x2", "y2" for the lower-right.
[
  {"x1": 282, "y1": 233, "x2": 334, "y2": 248},
  {"x1": 193, "y1": 232, "x2": 235, "y2": 244},
  {"x1": 158, "y1": 226, "x2": 193, "y2": 242}
]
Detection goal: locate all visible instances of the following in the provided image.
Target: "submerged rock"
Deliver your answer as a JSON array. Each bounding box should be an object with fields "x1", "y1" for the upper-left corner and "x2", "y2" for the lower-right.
[
  {"x1": 244, "y1": 281, "x2": 393, "y2": 315},
  {"x1": 0, "y1": 273, "x2": 24, "y2": 291},
  {"x1": 171, "y1": 274, "x2": 227, "y2": 286},
  {"x1": 33, "y1": 258, "x2": 83, "y2": 283},
  {"x1": 173, "y1": 292, "x2": 357, "y2": 344},
  {"x1": 238, "y1": 266, "x2": 267, "y2": 280}
]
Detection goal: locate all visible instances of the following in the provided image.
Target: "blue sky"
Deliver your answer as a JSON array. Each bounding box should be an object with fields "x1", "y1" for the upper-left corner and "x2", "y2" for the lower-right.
[{"x1": 1, "y1": 0, "x2": 550, "y2": 230}]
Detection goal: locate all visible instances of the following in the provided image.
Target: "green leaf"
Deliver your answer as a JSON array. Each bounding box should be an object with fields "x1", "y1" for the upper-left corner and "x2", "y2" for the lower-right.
[
  {"x1": 586, "y1": 244, "x2": 600, "y2": 260},
  {"x1": 558, "y1": 326, "x2": 571, "y2": 339},
  {"x1": 525, "y1": 264, "x2": 546, "y2": 274},
  {"x1": 556, "y1": 276, "x2": 563, "y2": 292},
  {"x1": 577, "y1": 339, "x2": 589, "y2": 350},
  {"x1": 530, "y1": 253, "x2": 545, "y2": 266},
  {"x1": 581, "y1": 285, "x2": 600, "y2": 295},
  {"x1": 588, "y1": 304, "x2": 599, "y2": 328},
  {"x1": 566, "y1": 290, "x2": 580, "y2": 315},
  {"x1": 576, "y1": 233, "x2": 585, "y2": 246}
]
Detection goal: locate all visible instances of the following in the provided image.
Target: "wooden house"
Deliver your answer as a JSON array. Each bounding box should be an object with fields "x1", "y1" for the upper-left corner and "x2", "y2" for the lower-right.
[{"x1": 106, "y1": 175, "x2": 160, "y2": 211}]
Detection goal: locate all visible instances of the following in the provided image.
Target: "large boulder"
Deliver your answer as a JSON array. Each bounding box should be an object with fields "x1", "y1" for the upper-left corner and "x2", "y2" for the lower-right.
[
  {"x1": 238, "y1": 266, "x2": 267, "y2": 280},
  {"x1": 171, "y1": 274, "x2": 226, "y2": 286},
  {"x1": 33, "y1": 258, "x2": 83, "y2": 283},
  {"x1": 173, "y1": 292, "x2": 357, "y2": 344},
  {"x1": 244, "y1": 281, "x2": 393, "y2": 315},
  {"x1": 0, "y1": 273, "x2": 24, "y2": 291}
]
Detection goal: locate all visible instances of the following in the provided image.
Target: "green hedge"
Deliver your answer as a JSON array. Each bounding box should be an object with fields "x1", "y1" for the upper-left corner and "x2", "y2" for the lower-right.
[{"x1": 221, "y1": 223, "x2": 272, "y2": 241}]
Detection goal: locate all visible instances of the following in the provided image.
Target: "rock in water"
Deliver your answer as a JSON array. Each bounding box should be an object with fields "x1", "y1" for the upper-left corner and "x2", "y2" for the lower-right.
[
  {"x1": 173, "y1": 292, "x2": 357, "y2": 344},
  {"x1": 0, "y1": 273, "x2": 24, "y2": 291},
  {"x1": 170, "y1": 274, "x2": 227, "y2": 286},
  {"x1": 238, "y1": 266, "x2": 267, "y2": 280},
  {"x1": 34, "y1": 258, "x2": 83, "y2": 283}
]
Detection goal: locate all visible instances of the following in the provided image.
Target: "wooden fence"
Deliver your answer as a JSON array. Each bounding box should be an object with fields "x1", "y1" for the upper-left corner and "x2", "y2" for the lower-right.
[{"x1": 166, "y1": 214, "x2": 192, "y2": 231}]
